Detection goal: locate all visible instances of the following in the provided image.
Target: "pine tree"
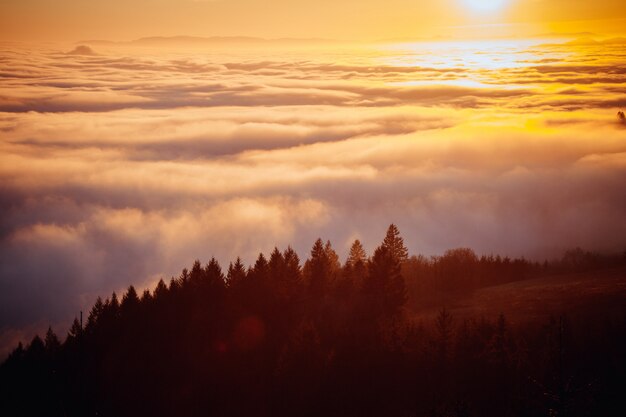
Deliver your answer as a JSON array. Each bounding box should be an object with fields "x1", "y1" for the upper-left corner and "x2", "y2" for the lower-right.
[
  {"x1": 44, "y1": 327, "x2": 61, "y2": 353},
  {"x1": 154, "y1": 279, "x2": 168, "y2": 299},
  {"x1": 342, "y1": 239, "x2": 368, "y2": 293},
  {"x1": 121, "y1": 286, "x2": 139, "y2": 311},
  {"x1": 141, "y1": 289, "x2": 152, "y2": 303},
  {"x1": 269, "y1": 247, "x2": 286, "y2": 281},
  {"x1": 324, "y1": 240, "x2": 341, "y2": 276},
  {"x1": 86, "y1": 296, "x2": 104, "y2": 331},
  {"x1": 253, "y1": 253, "x2": 269, "y2": 277},
  {"x1": 227, "y1": 257, "x2": 247, "y2": 288},
  {"x1": 205, "y1": 257, "x2": 226, "y2": 289},
  {"x1": 382, "y1": 224, "x2": 409, "y2": 264},
  {"x1": 283, "y1": 246, "x2": 302, "y2": 283},
  {"x1": 346, "y1": 239, "x2": 367, "y2": 269},
  {"x1": 305, "y1": 238, "x2": 331, "y2": 298},
  {"x1": 26, "y1": 335, "x2": 46, "y2": 359},
  {"x1": 110, "y1": 292, "x2": 120, "y2": 311},
  {"x1": 67, "y1": 317, "x2": 83, "y2": 341},
  {"x1": 190, "y1": 260, "x2": 203, "y2": 282},
  {"x1": 363, "y1": 245, "x2": 407, "y2": 319}
]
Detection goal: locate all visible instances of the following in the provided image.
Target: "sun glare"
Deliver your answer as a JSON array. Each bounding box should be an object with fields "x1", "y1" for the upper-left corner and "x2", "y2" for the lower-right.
[{"x1": 462, "y1": 0, "x2": 508, "y2": 12}]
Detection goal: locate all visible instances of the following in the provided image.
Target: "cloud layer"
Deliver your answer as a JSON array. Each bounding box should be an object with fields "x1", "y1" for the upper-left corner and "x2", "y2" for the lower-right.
[{"x1": 1, "y1": 39, "x2": 625, "y2": 356}]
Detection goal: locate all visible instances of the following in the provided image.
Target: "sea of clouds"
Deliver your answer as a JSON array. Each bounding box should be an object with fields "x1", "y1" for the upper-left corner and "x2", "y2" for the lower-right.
[{"x1": 0, "y1": 39, "x2": 625, "y2": 355}]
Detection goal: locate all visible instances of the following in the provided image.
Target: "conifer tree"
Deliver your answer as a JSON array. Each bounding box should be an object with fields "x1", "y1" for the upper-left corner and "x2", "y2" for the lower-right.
[
  {"x1": 205, "y1": 257, "x2": 226, "y2": 288},
  {"x1": 67, "y1": 318, "x2": 83, "y2": 341},
  {"x1": 346, "y1": 239, "x2": 367, "y2": 269},
  {"x1": 121, "y1": 286, "x2": 139, "y2": 310},
  {"x1": 141, "y1": 289, "x2": 152, "y2": 303},
  {"x1": 110, "y1": 292, "x2": 120, "y2": 311},
  {"x1": 382, "y1": 224, "x2": 409, "y2": 264},
  {"x1": 154, "y1": 279, "x2": 168, "y2": 299},
  {"x1": 324, "y1": 240, "x2": 341, "y2": 275},
  {"x1": 86, "y1": 296, "x2": 104, "y2": 331},
  {"x1": 342, "y1": 239, "x2": 368, "y2": 292},
  {"x1": 26, "y1": 335, "x2": 45, "y2": 359},
  {"x1": 227, "y1": 257, "x2": 247, "y2": 288},
  {"x1": 269, "y1": 247, "x2": 286, "y2": 281},
  {"x1": 363, "y1": 245, "x2": 407, "y2": 319},
  {"x1": 305, "y1": 238, "x2": 331, "y2": 298},
  {"x1": 283, "y1": 246, "x2": 302, "y2": 283},
  {"x1": 190, "y1": 260, "x2": 203, "y2": 282},
  {"x1": 44, "y1": 327, "x2": 60, "y2": 353},
  {"x1": 253, "y1": 253, "x2": 269, "y2": 277},
  {"x1": 346, "y1": 239, "x2": 367, "y2": 272}
]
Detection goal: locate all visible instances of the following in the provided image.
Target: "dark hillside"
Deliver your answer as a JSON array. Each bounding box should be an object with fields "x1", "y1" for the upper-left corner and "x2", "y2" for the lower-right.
[
  {"x1": 1, "y1": 226, "x2": 625, "y2": 417},
  {"x1": 410, "y1": 266, "x2": 626, "y2": 324}
]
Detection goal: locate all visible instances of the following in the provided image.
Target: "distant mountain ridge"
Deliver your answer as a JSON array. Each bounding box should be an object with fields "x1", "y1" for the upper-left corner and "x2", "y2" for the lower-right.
[{"x1": 79, "y1": 35, "x2": 337, "y2": 46}]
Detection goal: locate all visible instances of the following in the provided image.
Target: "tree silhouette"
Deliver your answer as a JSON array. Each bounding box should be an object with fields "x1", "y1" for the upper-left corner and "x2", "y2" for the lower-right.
[
  {"x1": 345, "y1": 239, "x2": 367, "y2": 280},
  {"x1": 227, "y1": 257, "x2": 247, "y2": 288},
  {"x1": 86, "y1": 296, "x2": 104, "y2": 332},
  {"x1": 44, "y1": 327, "x2": 61, "y2": 353},
  {"x1": 324, "y1": 240, "x2": 341, "y2": 279},
  {"x1": 340, "y1": 239, "x2": 367, "y2": 298},
  {"x1": 121, "y1": 285, "x2": 139, "y2": 313},
  {"x1": 66, "y1": 317, "x2": 82, "y2": 342},
  {"x1": 305, "y1": 238, "x2": 331, "y2": 299},
  {"x1": 283, "y1": 246, "x2": 302, "y2": 286},
  {"x1": 382, "y1": 224, "x2": 409, "y2": 264},
  {"x1": 363, "y1": 245, "x2": 407, "y2": 320},
  {"x1": 1, "y1": 228, "x2": 625, "y2": 417}
]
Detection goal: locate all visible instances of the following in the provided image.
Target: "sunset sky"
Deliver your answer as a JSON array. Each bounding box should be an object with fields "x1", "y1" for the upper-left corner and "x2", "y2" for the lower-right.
[
  {"x1": 1, "y1": 0, "x2": 626, "y2": 41},
  {"x1": 1, "y1": 1, "x2": 626, "y2": 357}
]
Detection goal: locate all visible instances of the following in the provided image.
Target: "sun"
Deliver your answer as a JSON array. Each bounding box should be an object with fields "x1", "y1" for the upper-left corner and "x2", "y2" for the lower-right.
[{"x1": 462, "y1": 0, "x2": 508, "y2": 12}]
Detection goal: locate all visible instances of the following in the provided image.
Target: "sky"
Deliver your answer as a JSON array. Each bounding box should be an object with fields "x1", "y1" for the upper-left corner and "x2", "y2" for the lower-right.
[
  {"x1": 1, "y1": 0, "x2": 626, "y2": 42},
  {"x1": 1, "y1": 1, "x2": 626, "y2": 357}
]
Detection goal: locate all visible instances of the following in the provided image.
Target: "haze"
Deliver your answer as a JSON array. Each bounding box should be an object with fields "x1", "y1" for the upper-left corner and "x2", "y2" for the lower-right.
[{"x1": 1, "y1": 0, "x2": 625, "y2": 359}]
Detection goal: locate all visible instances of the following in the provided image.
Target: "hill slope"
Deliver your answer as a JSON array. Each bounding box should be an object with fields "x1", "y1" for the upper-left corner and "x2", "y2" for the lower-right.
[{"x1": 412, "y1": 266, "x2": 626, "y2": 323}]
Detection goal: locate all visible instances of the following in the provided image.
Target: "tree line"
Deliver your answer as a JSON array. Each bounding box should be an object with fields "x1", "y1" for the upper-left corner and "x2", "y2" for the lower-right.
[{"x1": 1, "y1": 225, "x2": 625, "y2": 417}]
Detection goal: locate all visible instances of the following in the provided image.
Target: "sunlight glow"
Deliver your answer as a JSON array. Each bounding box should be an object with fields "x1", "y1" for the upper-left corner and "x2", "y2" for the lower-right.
[{"x1": 462, "y1": 0, "x2": 508, "y2": 12}]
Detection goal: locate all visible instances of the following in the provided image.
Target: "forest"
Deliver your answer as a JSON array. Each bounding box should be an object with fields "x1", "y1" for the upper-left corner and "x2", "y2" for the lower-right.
[{"x1": 1, "y1": 225, "x2": 625, "y2": 417}]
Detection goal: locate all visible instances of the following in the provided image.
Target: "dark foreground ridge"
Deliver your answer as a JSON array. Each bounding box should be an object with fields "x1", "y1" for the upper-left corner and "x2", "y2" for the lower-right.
[{"x1": 1, "y1": 225, "x2": 625, "y2": 417}]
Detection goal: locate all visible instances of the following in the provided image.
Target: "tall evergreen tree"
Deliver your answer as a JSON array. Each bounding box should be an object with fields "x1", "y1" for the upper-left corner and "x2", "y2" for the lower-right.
[
  {"x1": 324, "y1": 240, "x2": 341, "y2": 276},
  {"x1": 44, "y1": 327, "x2": 60, "y2": 353},
  {"x1": 252, "y1": 253, "x2": 269, "y2": 278},
  {"x1": 66, "y1": 318, "x2": 83, "y2": 342},
  {"x1": 140, "y1": 289, "x2": 152, "y2": 303},
  {"x1": 110, "y1": 292, "x2": 120, "y2": 311},
  {"x1": 363, "y1": 245, "x2": 407, "y2": 319},
  {"x1": 227, "y1": 257, "x2": 247, "y2": 288},
  {"x1": 346, "y1": 239, "x2": 367, "y2": 268},
  {"x1": 153, "y1": 279, "x2": 168, "y2": 299},
  {"x1": 121, "y1": 286, "x2": 139, "y2": 312},
  {"x1": 382, "y1": 224, "x2": 409, "y2": 264},
  {"x1": 205, "y1": 257, "x2": 226, "y2": 290},
  {"x1": 283, "y1": 246, "x2": 302, "y2": 283},
  {"x1": 189, "y1": 260, "x2": 203, "y2": 282},
  {"x1": 342, "y1": 239, "x2": 368, "y2": 292},
  {"x1": 269, "y1": 247, "x2": 286, "y2": 281},
  {"x1": 86, "y1": 296, "x2": 104, "y2": 331},
  {"x1": 305, "y1": 238, "x2": 331, "y2": 298},
  {"x1": 26, "y1": 335, "x2": 45, "y2": 359}
]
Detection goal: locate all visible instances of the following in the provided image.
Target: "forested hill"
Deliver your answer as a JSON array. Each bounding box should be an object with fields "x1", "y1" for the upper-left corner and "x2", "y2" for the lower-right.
[{"x1": 1, "y1": 225, "x2": 625, "y2": 417}]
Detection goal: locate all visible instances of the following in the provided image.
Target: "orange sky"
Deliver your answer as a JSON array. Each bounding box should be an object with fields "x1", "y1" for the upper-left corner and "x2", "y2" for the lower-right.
[{"x1": 1, "y1": 0, "x2": 626, "y2": 42}]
